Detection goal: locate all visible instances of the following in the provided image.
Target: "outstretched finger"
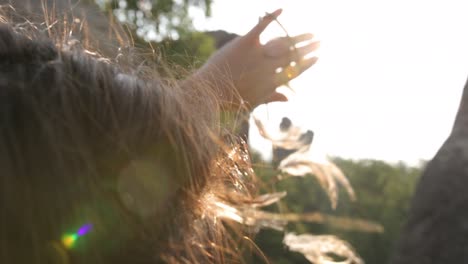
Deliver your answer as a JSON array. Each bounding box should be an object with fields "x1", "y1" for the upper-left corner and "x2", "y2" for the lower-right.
[
  {"x1": 270, "y1": 41, "x2": 320, "y2": 68},
  {"x1": 290, "y1": 33, "x2": 314, "y2": 45},
  {"x1": 247, "y1": 9, "x2": 283, "y2": 38},
  {"x1": 273, "y1": 56, "x2": 319, "y2": 86},
  {"x1": 291, "y1": 41, "x2": 320, "y2": 61},
  {"x1": 297, "y1": 56, "x2": 319, "y2": 75},
  {"x1": 264, "y1": 33, "x2": 315, "y2": 58}
]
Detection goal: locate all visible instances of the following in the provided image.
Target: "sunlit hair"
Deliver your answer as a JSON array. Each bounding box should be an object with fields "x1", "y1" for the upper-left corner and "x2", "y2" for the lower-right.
[{"x1": 0, "y1": 5, "x2": 258, "y2": 263}]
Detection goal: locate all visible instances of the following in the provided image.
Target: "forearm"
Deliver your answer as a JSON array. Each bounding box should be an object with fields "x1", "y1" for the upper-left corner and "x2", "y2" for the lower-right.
[{"x1": 182, "y1": 65, "x2": 246, "y2": 110}]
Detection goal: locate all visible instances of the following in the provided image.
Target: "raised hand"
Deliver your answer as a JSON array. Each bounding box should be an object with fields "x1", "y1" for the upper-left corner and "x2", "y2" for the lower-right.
[{"x1": 192, "y1": 9, "x2": 320, "y2": 109}]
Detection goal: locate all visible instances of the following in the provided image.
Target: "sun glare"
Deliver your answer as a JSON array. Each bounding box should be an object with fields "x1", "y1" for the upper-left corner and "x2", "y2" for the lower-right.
[{"x1": 196, "y1": 0, "x2": 468, "y2": 163}]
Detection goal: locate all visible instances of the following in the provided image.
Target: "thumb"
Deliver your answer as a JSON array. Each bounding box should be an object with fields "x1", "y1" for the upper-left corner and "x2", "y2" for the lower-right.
[
  {"x1": 265, "y1": 91, "x2": 288, "y2": 104},
  {"x1": 247, "y1": 9, "x2": 282, "y2": 38}
]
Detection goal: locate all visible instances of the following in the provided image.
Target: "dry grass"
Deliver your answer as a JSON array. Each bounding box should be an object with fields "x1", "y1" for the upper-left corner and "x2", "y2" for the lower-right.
[
  {"x1": 254, "y1": 117, "x2": 355, "y2": 208},
  {"x1": 284, "y1": 233, "x2": 364, "y2": 264},
  {"x1": 250, "y1": 116, "x2": 384, "y2": 263}
]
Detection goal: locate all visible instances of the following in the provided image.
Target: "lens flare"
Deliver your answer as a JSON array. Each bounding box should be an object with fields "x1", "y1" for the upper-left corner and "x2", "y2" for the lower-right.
[
  {"x1": 62, "y1": 223, "x2": 92, "y2": 249},
  {"x1": 62, "y1": 234, "x2": 77, "y2": 248},
  {"x1": 76, "y1": 223, "x2": 92, "y2": 236}
]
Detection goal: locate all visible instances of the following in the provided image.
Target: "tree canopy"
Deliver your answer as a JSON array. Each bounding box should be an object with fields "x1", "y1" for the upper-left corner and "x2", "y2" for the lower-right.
[{"x1": 99, "y1": 0, "x2": 213, "y2": 40}]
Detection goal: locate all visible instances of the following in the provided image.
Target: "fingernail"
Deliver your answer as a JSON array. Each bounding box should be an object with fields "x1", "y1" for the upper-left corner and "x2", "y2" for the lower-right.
[
  {"x1": 266, "y1": 9, "x2": 282, "y2": 19},
  {"x1": 273, "y1": 9, "x2": 283, "y2": 17}
]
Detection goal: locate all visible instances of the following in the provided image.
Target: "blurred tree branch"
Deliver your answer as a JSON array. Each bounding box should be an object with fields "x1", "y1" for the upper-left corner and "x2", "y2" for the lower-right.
[{"x1": 98, "y1": 0, "x2": 212, "y2": 40}]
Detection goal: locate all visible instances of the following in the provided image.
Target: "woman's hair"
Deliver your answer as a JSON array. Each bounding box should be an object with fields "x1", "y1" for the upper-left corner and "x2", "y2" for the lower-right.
[{"x1": 0, "y1": 7, "x2": 257, "y2": 264}]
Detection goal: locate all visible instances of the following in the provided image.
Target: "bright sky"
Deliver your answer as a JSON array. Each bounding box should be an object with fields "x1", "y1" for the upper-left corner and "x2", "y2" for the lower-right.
[{"x1": 192, "y1": 0, "x2": 468, "y2": 164}]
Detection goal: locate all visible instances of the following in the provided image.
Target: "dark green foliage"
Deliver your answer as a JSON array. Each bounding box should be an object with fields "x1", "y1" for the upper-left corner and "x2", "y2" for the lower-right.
[
  {"x1": 250, "y1": 154, "x2": 423, "y2": 263},
  {"x1": 330, "y1": 158, "x2": 422, "y2": 263},
  {"x1": 158, "y1": 31, "x2": 215, "y2": 69}
]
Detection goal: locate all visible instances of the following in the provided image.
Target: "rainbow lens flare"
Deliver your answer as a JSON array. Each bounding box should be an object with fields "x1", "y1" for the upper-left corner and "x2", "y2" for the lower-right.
[{"x1": 61, "y1": 223, "x2": 92, "y2": 249}]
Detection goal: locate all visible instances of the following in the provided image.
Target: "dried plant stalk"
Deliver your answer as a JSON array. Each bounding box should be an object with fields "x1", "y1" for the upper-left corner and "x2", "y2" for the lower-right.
[
  {"x1": 253, "y1": 117, "x2": 311, "y2": 150},
  {"x1": 278, "y1": 151, "x2": 356, "y2": 209},
  {"x1": 284, "y1": 233, "x2": 364, "y2": 264}
]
